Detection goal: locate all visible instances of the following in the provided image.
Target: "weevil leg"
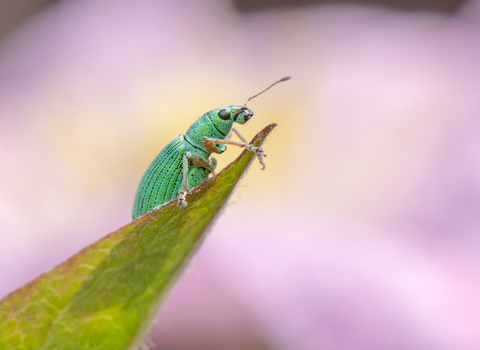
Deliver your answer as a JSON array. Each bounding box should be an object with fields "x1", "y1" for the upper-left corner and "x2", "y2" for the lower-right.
[
  {"x1": 232, "y1": 126, "x2": 248, "y2": 143},
  {"x1": 178, "y1": 152, "x2": 217, "y2": 208},
  {"x1": 185, "y1": 152, "x2": 214, "y2": 171},
  {"x1": 201, "y1": 137, "x2": 227, "y2": 154},
  {"x1": 186, "y1": 152, "x2": 217, "y2": 176},
  {"x1": 178, "y1": 153, "x2": 190, "y2": 209},
  {"x1": 232, "y1": 126, "x2": 267, "y2": 169},
  {"x1": 201, "y1": 137, "x2": 267, "y2": 170}
]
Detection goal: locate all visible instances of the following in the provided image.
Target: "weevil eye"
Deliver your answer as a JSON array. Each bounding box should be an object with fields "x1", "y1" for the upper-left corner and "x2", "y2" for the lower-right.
[{"x1": 218, "y1": 109, "x2": 230, "y2": 120}]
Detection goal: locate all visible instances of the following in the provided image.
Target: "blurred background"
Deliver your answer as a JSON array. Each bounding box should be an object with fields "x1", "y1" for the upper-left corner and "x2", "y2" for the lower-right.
[{"x1": 1, "y1": 0, "x2": 480, "y2": 349}]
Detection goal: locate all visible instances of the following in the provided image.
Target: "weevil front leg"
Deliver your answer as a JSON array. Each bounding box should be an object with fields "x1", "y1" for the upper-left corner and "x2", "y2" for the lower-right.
[
  {"x1": 201, "y1": 132, "x2": 267, "y2": 170},
  {"x1": 232, "y1": 126, "x2": 248, "y2": 143},
  {"x1": 178, "y1": 152, "x2": 216, "y2": 208},
  {"x1": 232, "y1": 126, "x2": 267, "y2": 169}
]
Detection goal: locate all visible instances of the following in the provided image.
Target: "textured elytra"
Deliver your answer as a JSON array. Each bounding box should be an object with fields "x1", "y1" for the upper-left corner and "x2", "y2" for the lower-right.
[
  {"x1": 132, "y1": 135, "x2": 211, "y2": 219},
  {"x1": 0, "y1": 123, "x2": 276, "y2": 350}
]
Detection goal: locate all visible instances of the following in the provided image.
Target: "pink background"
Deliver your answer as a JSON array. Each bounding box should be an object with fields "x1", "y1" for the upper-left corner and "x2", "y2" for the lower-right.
[{"x1": 1, "y1": 0, "x2": 480, "y2": 349}]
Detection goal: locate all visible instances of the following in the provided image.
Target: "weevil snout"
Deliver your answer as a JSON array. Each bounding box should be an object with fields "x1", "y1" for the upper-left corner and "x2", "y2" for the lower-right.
[
  {"x1": 233, "y1": 107, "x2": 253, "y2": 124},
  {"x1": 243, "y1": 111, "x2": 253, "y2": 122}
]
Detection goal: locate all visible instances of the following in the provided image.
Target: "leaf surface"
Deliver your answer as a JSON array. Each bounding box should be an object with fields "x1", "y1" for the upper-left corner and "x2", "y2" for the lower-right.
[{"x1": 0, "y1": 123, "x2": 277, "y2": 350}]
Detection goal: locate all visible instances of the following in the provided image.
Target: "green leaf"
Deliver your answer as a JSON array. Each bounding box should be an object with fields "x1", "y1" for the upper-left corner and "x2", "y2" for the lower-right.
[{"x1": 0, "y1": 123, "x2": 277, "y2": 350}]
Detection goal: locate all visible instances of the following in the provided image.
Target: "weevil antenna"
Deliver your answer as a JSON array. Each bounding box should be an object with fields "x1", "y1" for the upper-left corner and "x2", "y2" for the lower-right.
[{"x1": 244, "y1": 76, "x2": 291, "y2": 106}]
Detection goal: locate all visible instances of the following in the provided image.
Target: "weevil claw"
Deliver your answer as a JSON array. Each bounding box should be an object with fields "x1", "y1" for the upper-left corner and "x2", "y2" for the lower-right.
[
  {"x1": 244, "y1": 144, "x2": 267, "y2": 170},
  {"x1": 244, "y1": 144, "x2": 265, "y2": 155},
  {"x1": 177, "y1": 191, "x2": 188, "y2": 209}
]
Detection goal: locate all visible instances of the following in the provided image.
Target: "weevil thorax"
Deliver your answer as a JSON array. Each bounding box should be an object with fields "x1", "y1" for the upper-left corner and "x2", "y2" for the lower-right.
[{"x1": 185, "y1": 105, "x2": 253, "y2": 151}]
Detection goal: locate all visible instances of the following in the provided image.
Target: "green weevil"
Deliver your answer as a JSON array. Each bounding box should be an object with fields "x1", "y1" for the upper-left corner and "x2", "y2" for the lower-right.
[{"x1": 132, "y1": 77, "x2": 290, "y2": 220}]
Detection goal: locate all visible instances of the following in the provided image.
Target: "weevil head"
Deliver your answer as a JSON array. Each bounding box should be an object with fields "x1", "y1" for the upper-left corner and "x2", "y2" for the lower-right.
[
  {"x1": 185, "y1": 105, "x2": 254, "y2": 151},
  {"x1": 207, "y1": 105, "x2": 253, "y2": 136}
]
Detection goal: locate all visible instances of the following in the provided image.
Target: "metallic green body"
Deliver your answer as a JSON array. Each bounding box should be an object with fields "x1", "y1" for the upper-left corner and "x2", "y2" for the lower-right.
[{"x1": 132, "y1": 105, "x2": 253, "y2": 219}]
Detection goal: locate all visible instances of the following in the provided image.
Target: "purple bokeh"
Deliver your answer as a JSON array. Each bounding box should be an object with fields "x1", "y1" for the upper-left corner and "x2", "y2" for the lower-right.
[{"x1": 1, "y1": 0, "x2": 480, "y2": 349}]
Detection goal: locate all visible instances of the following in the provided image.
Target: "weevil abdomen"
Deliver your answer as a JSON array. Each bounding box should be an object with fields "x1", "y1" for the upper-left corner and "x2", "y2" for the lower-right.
[{"x1": 132, "y1": 135, "x2": 210, "y2": 219}]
